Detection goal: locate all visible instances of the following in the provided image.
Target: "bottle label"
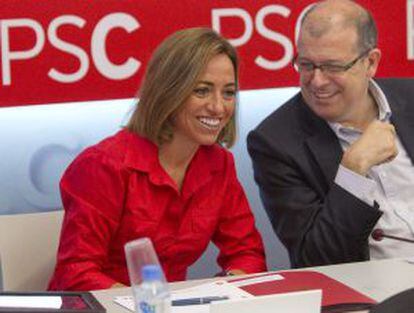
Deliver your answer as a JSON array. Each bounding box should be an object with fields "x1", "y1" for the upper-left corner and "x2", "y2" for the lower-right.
[{"x1": 139, "y1": 301, "x2": 155, "y2": 313}]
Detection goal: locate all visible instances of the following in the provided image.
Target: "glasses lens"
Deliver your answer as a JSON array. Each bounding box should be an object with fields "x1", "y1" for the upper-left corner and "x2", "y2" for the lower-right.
[
  {"x1": 321, "y1": 64, "x2": 347, "y2": 73},
  {"x1": 294, "y1": 61, "x2": 313, "y2": 73}
]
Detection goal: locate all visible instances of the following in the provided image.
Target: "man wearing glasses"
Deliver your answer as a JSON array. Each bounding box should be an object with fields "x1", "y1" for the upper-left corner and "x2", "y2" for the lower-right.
[{"x1": 248, "y1": 0, "x2": 414, "y2": 268}]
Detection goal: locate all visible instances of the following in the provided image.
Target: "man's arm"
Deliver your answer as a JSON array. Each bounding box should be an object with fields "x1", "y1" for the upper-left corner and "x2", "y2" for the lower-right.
[{"x1": 247, "y1": 130, "x2": 382, "y2": 267}]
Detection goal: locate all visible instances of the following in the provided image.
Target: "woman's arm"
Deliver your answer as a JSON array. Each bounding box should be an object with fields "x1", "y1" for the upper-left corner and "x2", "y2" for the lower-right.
[
  {"x1": 213, "y1": 152, "x2": 267, "y2": 274},
  {"x1": 49, "y1": 149, "x2": 128, "y2": 291}
]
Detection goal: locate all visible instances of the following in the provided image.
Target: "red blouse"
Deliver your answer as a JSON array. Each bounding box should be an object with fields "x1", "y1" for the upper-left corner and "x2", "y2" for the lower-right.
[{"x1": 48, "y1": 130, "x2": 266, "y2": 291}]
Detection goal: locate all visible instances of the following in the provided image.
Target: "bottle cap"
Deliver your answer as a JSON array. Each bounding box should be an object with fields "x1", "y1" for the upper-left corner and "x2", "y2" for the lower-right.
[{"x1": 141, "y1": 264, "x2": 162, "y2": 281}]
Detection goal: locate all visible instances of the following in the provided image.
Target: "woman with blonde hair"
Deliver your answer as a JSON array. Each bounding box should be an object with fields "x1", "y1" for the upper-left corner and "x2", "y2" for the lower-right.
[{"x1": 49, "y1": 27, "x2": 266, "y2": 291}]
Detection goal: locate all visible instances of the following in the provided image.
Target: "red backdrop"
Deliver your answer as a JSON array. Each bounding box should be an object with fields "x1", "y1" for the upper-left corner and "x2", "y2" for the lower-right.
[{"x1": 0, "y1": 0, "x2": 411, "y2": 107}]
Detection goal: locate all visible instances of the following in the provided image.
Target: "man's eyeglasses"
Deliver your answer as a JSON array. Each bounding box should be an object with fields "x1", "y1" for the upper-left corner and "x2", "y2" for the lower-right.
[{"x1": 293, "y1": 49, "x2": 372, "y2": 75}]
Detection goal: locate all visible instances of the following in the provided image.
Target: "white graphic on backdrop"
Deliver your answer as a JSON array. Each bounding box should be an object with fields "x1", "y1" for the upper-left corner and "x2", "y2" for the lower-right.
[{"x1": 0, "y1": 99, "x2": 134, "y2": 214}]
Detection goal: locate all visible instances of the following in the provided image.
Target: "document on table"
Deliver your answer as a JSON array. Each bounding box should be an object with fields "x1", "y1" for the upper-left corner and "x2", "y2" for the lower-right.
[
  {"x1": 230, "y1": 273, "x2": 284, "y2": 287},
  {"x1": 0, "y1": 296, "x2": 62, "y2": 309},
  {"x1": 113, "y1": 280, "x2": 253, "y2": 313},
  {"x1": 405, "y1": 256, "x2": 414, "y2": 264},
  {"x1": 114, "y1": 274, "x2": 322, "y2": 313}
]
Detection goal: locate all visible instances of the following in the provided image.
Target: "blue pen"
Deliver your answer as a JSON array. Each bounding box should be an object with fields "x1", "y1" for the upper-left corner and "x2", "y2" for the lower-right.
[{"x1": 172, "y1": 296, "x2": 229, "y2": 306}]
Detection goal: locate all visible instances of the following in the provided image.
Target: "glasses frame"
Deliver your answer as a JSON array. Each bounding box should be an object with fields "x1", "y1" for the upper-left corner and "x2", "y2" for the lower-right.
[{"x1": 292, "y1": 48, "x2": 373, "y2": 75}]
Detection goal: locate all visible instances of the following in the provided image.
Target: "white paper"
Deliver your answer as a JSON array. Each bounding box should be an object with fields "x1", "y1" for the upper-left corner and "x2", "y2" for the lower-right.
[
  {"x1": 113, "y1": 280, "x2": 253, "y2": 313},
  {"x1": 171, "y1": 280, "x2": 253, "y2": 299},
  {"x1": 405, "y1": 256, "x2": 414, "y2": 264},
  {"x1": 113, "y1": 296, "x2": 135, "y2": 312},
  {"x1": 230, "y1": 274, "x2": 284, "y2": 287},
  {"x1": 210, "y1": 290, "x2": 322, "y2": 313},
  {"x1": 0, "y1": 296, "x2": 62, "y2": 309}
]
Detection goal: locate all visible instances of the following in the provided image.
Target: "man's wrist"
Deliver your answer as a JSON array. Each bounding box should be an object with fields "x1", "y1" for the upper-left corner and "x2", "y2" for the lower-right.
[{"x1": 341, "y1": 151, "x2": 369, "y2": 176}]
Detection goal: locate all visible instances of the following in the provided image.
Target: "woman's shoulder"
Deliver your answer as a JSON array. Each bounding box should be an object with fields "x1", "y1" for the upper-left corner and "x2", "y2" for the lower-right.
[
  {"x1": 70, "y1": 129, "x2": 152, "y2": 171},
  {"x1": 79, "y1": 130, "x2": 129, "y2": 160}
]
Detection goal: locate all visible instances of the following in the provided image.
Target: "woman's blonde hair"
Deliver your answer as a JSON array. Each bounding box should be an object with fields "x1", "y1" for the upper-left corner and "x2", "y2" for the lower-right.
[{"x1": 127, "y1": 27, "x2": 238, "y2": 148}]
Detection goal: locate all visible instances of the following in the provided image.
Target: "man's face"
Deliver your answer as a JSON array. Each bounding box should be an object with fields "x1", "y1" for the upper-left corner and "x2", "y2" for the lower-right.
[{"x1": 297, "y1": 26, "x2": 377, "y2": 126}]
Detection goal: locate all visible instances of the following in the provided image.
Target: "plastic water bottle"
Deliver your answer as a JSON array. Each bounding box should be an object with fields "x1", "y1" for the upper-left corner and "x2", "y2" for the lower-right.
[{"x1": 133, "y1": 264, "x2": 171, "y2": 313}]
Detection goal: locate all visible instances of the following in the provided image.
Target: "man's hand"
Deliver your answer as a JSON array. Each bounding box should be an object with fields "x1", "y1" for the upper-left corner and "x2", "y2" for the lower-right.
[{"x1": 341, "y1": 121, "x2": 398, "y2": 176}]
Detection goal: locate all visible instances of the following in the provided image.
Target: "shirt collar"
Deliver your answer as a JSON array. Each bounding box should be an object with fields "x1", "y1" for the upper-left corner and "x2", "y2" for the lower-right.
[
  {"x1": 328, "y1": 79, "x2": 392, "y2": 134},
  {"x1": 123, "y1": 129, "x2": 159, "y2": 173},
  {"x1": 122, "y1": 129, "x2": 224, "y2": 192},
  {"x1": 370, "y1": 79, "x2": 392, "y2": 121}
]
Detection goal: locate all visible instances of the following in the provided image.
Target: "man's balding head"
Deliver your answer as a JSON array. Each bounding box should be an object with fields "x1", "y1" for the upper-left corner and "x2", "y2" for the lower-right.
[{"x1": 300, "y1": 0, "x2": 377, "y2": 53}]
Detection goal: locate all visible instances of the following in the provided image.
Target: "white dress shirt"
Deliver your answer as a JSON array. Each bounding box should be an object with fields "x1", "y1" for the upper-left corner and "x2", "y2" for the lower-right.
[{"x1": 331, "y1": 80, "x2": 414, "y2": 259}]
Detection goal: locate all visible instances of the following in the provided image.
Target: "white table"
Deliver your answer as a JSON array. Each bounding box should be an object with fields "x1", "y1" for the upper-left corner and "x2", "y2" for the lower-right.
[{"x1": 92, "y1": 258, "x2": 414, "y2": 312}]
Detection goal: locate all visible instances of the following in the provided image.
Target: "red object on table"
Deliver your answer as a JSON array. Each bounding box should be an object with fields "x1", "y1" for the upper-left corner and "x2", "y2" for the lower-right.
[{"x1": 230, "y1": 270, "x2": 376, "y2": 310}]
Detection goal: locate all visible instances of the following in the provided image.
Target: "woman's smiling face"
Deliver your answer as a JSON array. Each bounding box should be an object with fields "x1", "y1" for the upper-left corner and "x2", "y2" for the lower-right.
[{"x1": 172, "y1": 53, "x2": 236, "y2": 148}]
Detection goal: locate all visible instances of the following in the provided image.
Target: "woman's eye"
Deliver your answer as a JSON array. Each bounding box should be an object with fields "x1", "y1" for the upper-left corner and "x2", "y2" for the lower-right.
[
  {"x1": 223, "y1": 89, "x2": 236, "y2": 100},
  {"x1": 193, "y1": 87, "x2": 209, "y2": 97}
]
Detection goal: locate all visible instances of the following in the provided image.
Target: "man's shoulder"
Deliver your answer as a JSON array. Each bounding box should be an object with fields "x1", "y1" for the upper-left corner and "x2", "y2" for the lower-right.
[
  {"x1": 375, "y1": 78, "x2": 414, "y2": 114},
  {"x1": 246, "y1": 91, "x2": 320, "y2": 156},
  {"x1": 375, "y1": 77, "x2": 414, "y2": 95}
]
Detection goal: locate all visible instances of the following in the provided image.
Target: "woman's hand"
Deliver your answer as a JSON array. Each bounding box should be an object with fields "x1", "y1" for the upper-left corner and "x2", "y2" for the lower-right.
[
  {"x1": 111, "y1": 282, "x2": 126, "y2": 289},
  {"x1": 227, "y1": 269, "x2": 246, "y2": 276}
]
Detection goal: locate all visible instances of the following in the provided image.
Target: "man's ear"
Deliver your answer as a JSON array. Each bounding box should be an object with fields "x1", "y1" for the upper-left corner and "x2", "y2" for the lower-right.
[{"x1": 366, "y1": 48, "x2": 381, "y2": 78}]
